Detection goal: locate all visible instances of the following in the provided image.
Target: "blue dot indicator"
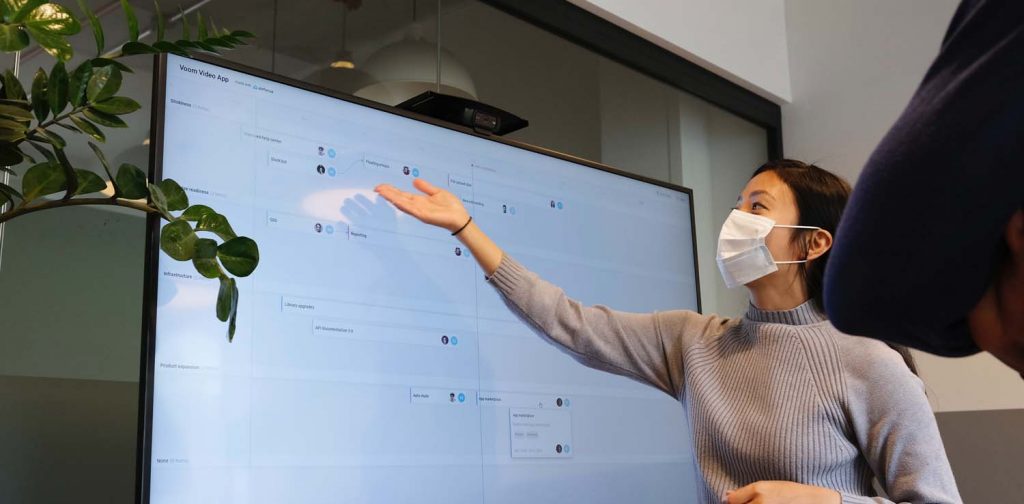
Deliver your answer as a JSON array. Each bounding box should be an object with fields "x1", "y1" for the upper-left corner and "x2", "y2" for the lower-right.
[
  {"x1": 327, "y1": 148, "x2": 336, "y2": 158},
  {"x1": 412, "y1": 168, "x2": 420, "y2": 177},
  {"x1": 564, "y1": 445, "x2": 571, "y2": 453},
  {"x1": 510, "y1": 207, "x2": 517, "y2": 215},
  {"x1": 327, "y1": 167, "x2": 336, "y2": 177},
  {"x1": 325, "y1": 225, "x2": 334, "y2": 234},
  {"x1": 557, "y1": 201, "x2": 564, "y2": 210},
  {"x1": 564, "y1": 398, "x2": 571, "y2": 407},
  {"x1": 457, "y1": 393, "x2": 465, "y2": 403},
  {"x1": 450, "y1": 336, "x2": 459, "y2": 346}
]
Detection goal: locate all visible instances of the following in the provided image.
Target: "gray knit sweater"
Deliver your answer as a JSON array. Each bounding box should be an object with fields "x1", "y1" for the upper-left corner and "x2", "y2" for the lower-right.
[{"x1": 487, "y1": 255, "x2": 962, "y2": 504}]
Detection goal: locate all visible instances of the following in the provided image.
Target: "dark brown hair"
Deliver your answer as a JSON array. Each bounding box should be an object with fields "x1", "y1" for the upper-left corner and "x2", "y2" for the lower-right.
[{"x1": 751, "y1": 159, "x2": 918, "y2": 374}]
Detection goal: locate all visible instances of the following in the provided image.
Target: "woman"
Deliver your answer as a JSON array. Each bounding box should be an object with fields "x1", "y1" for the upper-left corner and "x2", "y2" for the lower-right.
[{"x1": 375, "y1": 160, "x2": 961, "y2": 504}]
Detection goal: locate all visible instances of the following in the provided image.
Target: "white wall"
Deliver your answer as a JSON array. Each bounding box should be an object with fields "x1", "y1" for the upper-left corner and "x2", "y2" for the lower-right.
[
  {"x1": 569, "y1": 0, "x2": 792, "y2": 103},
  {"x1": 783, "y1": 0, "x2": 1024, "y2": 412}
]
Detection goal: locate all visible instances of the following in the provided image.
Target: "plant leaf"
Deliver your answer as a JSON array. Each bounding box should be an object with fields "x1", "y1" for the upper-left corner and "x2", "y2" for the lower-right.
[
  {"x1": 85, "y1": 142, "x2": 114, "y2": 189},
  {"x1": 216, "y1": 276, "x2": 236, "y2": 321},
  {"x1": 157, "y1": 178, "x2": 188, "y2": 211},
  {"x1": 68, "y1": 61, "x2": 92, "y2": 107},
  {"x1": 152, "y1": 40, "x2": 187, "y2": 56},
  {"x1": 115, "y1": 162, "x2": 147, "y2": 199},
  {"x1": 196, "y1": 11, "x2": 206, "y2": 40},
  {"x1": 0, "y1": 102, "x2": 32, "y2": 120},
  {"x1": 86, "y1": 64, "x2": 121, "y2": 103},
  {"x1": 217, "y1": 236, "x2": 258, "y2": 277},
  {"x1": 30, "y1": 67, "x2": 48, "y2": 121},
  {"x1": 23, "y1": 3, "x2": 80, "y2": 61},
  {"x1": 160, "y1": 219, "x2": 197, "y2": 261},
  {"x1": 196, "y1": 211, "x2": 236, "y2": 241},
  {"x1": 194, "y1": 40, "x2": 217, "y2": 53},
  {"x1": 83, "y1": 107, "x2": 127, "y2": 127},
  {"x1": 76, "y1": 0, "x2": 103, "y2": 56},
  {"x1": 179, "y1": 6, "x2": 190, "y2": 40},
  {"x1": 27, "y1": 140, "x2": 54, "y2": 162},
  {"x1": 34, "y1": 127, "x2": 65, "y2": 148},
  {"x1": 72, "y1": 169, "x2": 105, "y2": 195},
  {"x1": 0, "y1": 181, "x2": 23, "y2": 204},
  {"x1": 47, "y1": 60, "x2": 67, "y2": 116},
  {"x1": 148, "y1": 182, "x2": 168, "y2": 215},
  {"x1": 0, "y1": 23, "x2": 29, "y2": 52},
  {"x1": 11, "y1": 0, "x2": 48, "y2": 22},
  {"x1": 3, "y1": 69, "x2": 26, "y2": 100},
  {"x1": 51, "y1": 146, "x2": 77, "y2": 198},
  {"x1": 25, "y1": 27, "x2": 72, "y2": 61},
  {"x1": 0, "y1": 122, "x2": 25, "y2": 142},
  {"x1": 91, "y1": 96, "x2": 140, "y2": 115},
  {"x1": 153, "y1": 0, "x2": 164, "y2": 42},
  {"x1": 119, "y1": 0, "x2": 138, "y2": 42},
  {"x1": 21, "y1": 161, "x2": 66, "y2": 201},
  {"x1": 0, "y1": 144, "x2": 23, "y2": 166},
  {"x1": 230, "y1": 30, "x2": 255, "y2": 39},
  {"x1": 120, "y1": 41, "x2": 157, "y2": 55},
  {"x1": 181, "y1": 204, "x2": 214, "y2": 221},
  {"x1": 70, "y1": 115, "x2": 104, "y2": 142},
  {"x1": 173, "y1": 39, "x2": 198, "y2": 49},
  {"x1": 90, "y1": 58, "x2": 132, "y2": 73},
  {"x1": 192, "y1": 237, "x2": 219, "y2": 278}
]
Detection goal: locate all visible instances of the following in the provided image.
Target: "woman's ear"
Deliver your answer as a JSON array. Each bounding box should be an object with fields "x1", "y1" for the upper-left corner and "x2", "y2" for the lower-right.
[{"x1": 806, "y1": 229, "x2": 834, "y2": 261}]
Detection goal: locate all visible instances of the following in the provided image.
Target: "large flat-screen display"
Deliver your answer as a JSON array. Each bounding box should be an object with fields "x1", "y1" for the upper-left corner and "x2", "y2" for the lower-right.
[{"x1": 139, "y1": 53, "x2": 702, "y2": 504}]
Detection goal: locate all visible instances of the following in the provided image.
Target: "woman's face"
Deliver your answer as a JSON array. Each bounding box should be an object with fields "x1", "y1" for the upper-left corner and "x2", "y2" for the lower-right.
[{"x1": 735, "y1": 171, "x2": 804, "y2": 265}]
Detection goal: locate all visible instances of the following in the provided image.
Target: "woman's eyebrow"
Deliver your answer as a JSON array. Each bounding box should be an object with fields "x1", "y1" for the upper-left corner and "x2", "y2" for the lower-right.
[{"x1": 749, "y1": 190, "x2": 775, "y2": 200}]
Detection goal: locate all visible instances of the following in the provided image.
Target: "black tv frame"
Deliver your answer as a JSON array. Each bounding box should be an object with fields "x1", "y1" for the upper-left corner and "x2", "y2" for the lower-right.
[{"x1": 136, "y1": 51, "x2": 702, "y2": 503}]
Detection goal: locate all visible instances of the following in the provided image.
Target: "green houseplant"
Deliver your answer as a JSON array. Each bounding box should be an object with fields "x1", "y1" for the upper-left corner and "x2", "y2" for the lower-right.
[{"x1": 0, "y1": 0, "x2": 259, "y2": 339}]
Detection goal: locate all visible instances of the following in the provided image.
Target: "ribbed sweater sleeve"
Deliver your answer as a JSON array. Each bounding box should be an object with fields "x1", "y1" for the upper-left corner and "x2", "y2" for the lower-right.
[
  {"x1": 838, "y1": 337, "x2": 963, "y2": 504},
  {"x1": 487, "y1": 254, "x2": 717, "y2": 398}
]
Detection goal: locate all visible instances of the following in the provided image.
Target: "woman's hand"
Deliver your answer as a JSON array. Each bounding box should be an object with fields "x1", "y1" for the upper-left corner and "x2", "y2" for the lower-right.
[
  {"x1": 723, "y1": 481, "x2": 840, "y2": 504},
  {"x1": 374, "y1": 179, "x2": 470, "y2": 233},
  {"x1": 375, "y1": 178, "x2": 504, "y2": 275}
]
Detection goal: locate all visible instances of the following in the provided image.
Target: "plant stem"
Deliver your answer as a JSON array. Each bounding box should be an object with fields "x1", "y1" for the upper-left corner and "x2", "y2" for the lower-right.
[{"x1": 0, "y1": 197, "x2": 157, "y2": 224}]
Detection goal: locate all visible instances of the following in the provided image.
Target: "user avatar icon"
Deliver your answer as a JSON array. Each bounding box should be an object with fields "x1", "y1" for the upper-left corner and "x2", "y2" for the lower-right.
[
  {"x1": 555, "y1": 444, "x2": 563, "y2": 454},
  {"x1": 450, "y1": 336, "x2": 459, "y2": 346},
  {"x1": 556, "y1": 398, "x2": 563, "y2": 407},
  {"x1": 441, "y1": 335, "x2": 449, "y2": 345},
  {"x1": 318, "y1": 146, "x2": 325, "y2": 156},
  {"x1": 328, "y1": 148, "x2": 336, "y2": 158},
  {"x1": 557, "y1": 201, "x2": 564, "y2": 210},
  {"x1": 314, "y1": 222, "x2": 323, "y2": 233},
  {"x1": 450, "y1": 393, "x2": 456, "y2": 403},
  {"x1": 550, "y1": 200, "x2": 556, "y2": 208},
  {"x1": 325, "y1": 225, "x2": 335, "y2": 234},
  {"x1": 327, "y1": 167, "x2": 336, "y2": 177},
  {"x1": 316, "y1": 164, "x2": 326, "y2": 175},
  {"x1": 455, "y1": 246, "x2": 463, "y2": 257},
  {"x1": 457, "y1": 393, "x2": 465, "y2": 403},
  {"x1": 403, "y1": 166, "x2": 410, "y2": 176},
  {"x1": 412, "y1": 168, "x2": 420, "y2": 177},
  {"x1": 502, "y1": 204, "x2": 507, "y2": 214}
]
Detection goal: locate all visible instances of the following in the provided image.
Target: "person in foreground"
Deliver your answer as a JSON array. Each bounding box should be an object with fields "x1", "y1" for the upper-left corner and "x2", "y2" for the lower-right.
[
  {"x1": 376, "y1": 160, "x2": 961, "y2": 504},
  {"x1": 823, "y1": 0, "x2": 1024, "y2": 374}
]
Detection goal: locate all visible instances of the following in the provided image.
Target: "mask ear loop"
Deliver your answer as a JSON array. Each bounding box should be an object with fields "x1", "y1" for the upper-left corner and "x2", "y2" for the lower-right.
[{"x1": 772, "y1": 225, "x2": 822, "y2": 264}]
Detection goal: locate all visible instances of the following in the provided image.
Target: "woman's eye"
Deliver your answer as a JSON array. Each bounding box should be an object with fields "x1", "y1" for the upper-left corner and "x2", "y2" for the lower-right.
[{"x1": 752, "y1": 202, "x2": 767, "y2": 210}]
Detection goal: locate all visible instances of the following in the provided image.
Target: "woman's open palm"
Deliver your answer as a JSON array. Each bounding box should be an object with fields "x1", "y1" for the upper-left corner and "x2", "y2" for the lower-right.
[{"x1": 374, "y1": 179, "x2": 470, "y2": 232}]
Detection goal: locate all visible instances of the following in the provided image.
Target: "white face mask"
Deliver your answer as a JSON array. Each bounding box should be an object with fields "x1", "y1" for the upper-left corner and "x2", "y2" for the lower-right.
[{"x1": 716, "y1": 209, "x2": 821, "y2": 289}]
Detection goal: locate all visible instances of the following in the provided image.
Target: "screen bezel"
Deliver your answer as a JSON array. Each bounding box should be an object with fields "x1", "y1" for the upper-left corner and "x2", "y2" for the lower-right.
[{"x1": 136, "y1": 52, "x2": 702, "y2": 503}]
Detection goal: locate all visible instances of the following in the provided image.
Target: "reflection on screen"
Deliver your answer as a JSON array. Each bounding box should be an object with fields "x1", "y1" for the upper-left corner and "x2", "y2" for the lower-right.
[{"x1": 149, "y1": 54, "x2": 700, "y2": 504}]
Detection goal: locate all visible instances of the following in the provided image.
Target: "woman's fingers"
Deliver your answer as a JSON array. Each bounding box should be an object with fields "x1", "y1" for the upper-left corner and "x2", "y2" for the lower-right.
[{"x1": 413, "y1": 178, "x2": 442, "y2": 196}]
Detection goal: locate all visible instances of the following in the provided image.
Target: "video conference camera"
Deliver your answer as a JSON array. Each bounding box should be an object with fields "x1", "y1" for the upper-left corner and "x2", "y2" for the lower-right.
[{"x1": 396, "y1": 91, "x2": 529, "y2": 136}]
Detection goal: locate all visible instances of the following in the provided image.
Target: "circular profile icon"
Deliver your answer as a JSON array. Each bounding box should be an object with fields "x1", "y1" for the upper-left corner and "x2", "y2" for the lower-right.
[
  {"x1": 556, "y1": 398, "x2": 563, "y2": 407},
  {"x1": 314, "y1": 222, "x2": 323, "y2": 233},
  {"x1": 449, "y1": 393, "x2": 456, "y2": 403},
  {"x1": 555, "y1": 444, "x2": 563, "y2": 454},
  {"x1": 317, "y1": 164, "x2": 326, "y2": 175},
  {"x1": 325, "y1": 225, "x2": 335, "y2": 235},
  {"x1": 557, "y1": 201, "x2": 564, "y2": 210},
  {"x1": 441, "y1": 335, "x2": 449, "y2": 345},
  {"x1": 412, "y1": 168, "x2": 420, "y2": 177},
  {"x1": 328, "y1": 148, "x2": 336, "y2": 158},
  {"x1": 328, "y1": 167, "x2": 336, "y2": 177},
  {"x1": 455, "y1": 246, "x2": 463, "y2": 257},
  {"x1": 403, "y1": 166, "x2": 410, "y2": 176},
  {"x1": 318, "y1": 146, "x2": 325, "y2": 157},
  {"x1": 550, "y1": 200, "x2": 556, "y2": 208},
  {"x1": 457, "y1": 393, "x2": 466, "y2": 403},
  {"x1": 450, "y1": 336, "x2": 459, "y2": 346}
]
